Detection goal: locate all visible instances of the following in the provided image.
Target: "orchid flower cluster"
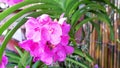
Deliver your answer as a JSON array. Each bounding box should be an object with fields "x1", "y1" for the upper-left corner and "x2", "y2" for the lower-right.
[{"x1": 19, "y1": 14, "x2": 74, "y2": 65}]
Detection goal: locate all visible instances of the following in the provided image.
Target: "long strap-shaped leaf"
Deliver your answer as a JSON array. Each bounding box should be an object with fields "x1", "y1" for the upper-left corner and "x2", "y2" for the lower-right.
[
  {"x1": 72, "y1": 5, "x2": 114, "y2": 40},
  {"x1": 75, "y1": 17, "x2": 97, "y2": 31},
  {"x1": 65, "y1": 0, "x2": 79, "y2": 17},
  {"x1": 66, "y1": 57, "x2": 89, "y2": 68},
  {"x1": 18, "y1": 51, "x2": 29, "y2": 68},
  {"x1": 0, "y1": 4, "x2": 43, "y2": 35},
  {"x1": 6, "y1": 50, "x2": 20, "y2": 64},
  {"x1": 71, "y1": 3, "x2": 106, "y2": 27},
  {"x1": 0, "y1": 0, "x2": 40, "y2": 20},
  {"x1": 74, "y1": 48, "x2": 94, "y2": 63},
  {"x1": 0, "y1": 18, "x2": 27, "y2": 61},
  {"x1": 66, "y1": 0, "x2": 97, "y2": 17},
  {"x1": 0, "y1": 0, "x2": 61, "y2": 20}
]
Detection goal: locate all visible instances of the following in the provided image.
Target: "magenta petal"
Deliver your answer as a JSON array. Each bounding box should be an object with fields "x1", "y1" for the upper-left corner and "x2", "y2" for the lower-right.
[
  {"x1": 33, "y1": 57, "x2": 40, "y2": 62},
  {"x1": 53, "y1": 45, "x2": 66, "y2": 62},
  {"x1": 50, "y1": 35, "x2": 61, "y2": 45},
  {"x1": 25, "y1": 17, "x2": 41, "y2": 41},
  {"x1": 62, "y1": 23, "x2": 71, "y2": 35},
  {"x1": 19, "y1": 40, "x2": 39, "y2": 52},
  {"x1": 2, "y1": 55, "x2": 8, "y2": 65},
  {"x1": 55, "y1": 50, "x2": 66, "y2": 61},
  {"x1": 26, "y1": 66, "x2": 30, "y2": 68},
  {"x1": 61, "y1": 35, "x2": 70, "y2": 45},
  {"x1": 49, "y1": 23, "x2": 62, "y2": 45},
  {"x1": 14, "y1": 0, "x2": 23, "y2": 3},
  {"x1": 41, "y1": 23, "x2": 62, "y2": 45},
  {"x1": 41, "y1": 27, "x2": 51, "y2": 41},
  {"x1": 39, "y1": 45, "x2": 53, "y2": 65},
  {"x1": 31, "y1": 44, "x2": 44, "y2": 57},
  {"x1": 25, "y1": 18, "x2": 36, "y2": 38},
  {"x1": 41, "y1": 53, "x2": 53, "y2": 65},
  {"x1": 4, "y1": 0, "x2": 23, "y2": 6},
  {"x1": 42, "y1": 57, "x2": 53, "y2": 65},
  {"x1": 19, "y1": 40, "x2": 44, "y2": 57},
  {"x1": 0, "y1": 55, "x2": 8, "y2": 68},
  {"x1": 65, "y1": 46, "x2": 74, "y2": 54},
  {"x1": 32, "y1": 31, "x2": 41, "y2": 42},
  {"x1": 37, "y1": 14, "x2": 52, "y2": 25},
  {"x1": 0, "y1": 63, "x2": 5, "y2": 68},
  {"x1": 19, "y1": 40, "x2": 32, "y2": 51}
]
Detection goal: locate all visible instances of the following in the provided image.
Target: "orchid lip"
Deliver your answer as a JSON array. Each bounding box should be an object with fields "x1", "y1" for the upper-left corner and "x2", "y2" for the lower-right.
[{"x1": 46, "y1": 41, "x2": 55, "y2": 50}]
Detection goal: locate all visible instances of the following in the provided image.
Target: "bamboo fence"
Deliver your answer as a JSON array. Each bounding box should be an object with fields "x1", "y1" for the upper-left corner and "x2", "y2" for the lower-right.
[{"x1": 88, "y1": 0, "x2": 120, "y2": 68}]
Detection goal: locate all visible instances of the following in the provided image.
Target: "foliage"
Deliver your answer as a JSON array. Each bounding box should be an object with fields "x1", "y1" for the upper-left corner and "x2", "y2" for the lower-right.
[{"x1": 0, "y1": 0, "x2": 119, "y2": 68}]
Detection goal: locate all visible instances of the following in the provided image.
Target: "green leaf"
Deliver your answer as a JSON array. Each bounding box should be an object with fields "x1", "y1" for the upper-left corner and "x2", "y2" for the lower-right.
[
  {"x1": 37, "y1": 3, "x2": 62, "y2": 10},
  {"x1": 0, "y1": 4, "x2": 42, "y2": 35},
  {"x1": 7, "y1": 63, "x2": 17, "y2": 68},
  {"x1": 90, "y1": 21, "x2": 101, "y2": 39},
  {"x1": 32, "y1": 61, "x2": 44, "y2": 68},
  {"x1": 15, "y1": 46, "x2": 23, "y2": 57},
  {"x1": 6, "y1": 50, "x2": 20, "y2": 62},
  {"x1": 66, "y1": 57, "x2": 89, "y2": 68},
  {"x1": 74, "y1": 48, "x2": 94, "y2": 63},
  {"x1": 74, "y1": 48, "x2": 84, "y2": 57},
  {"x1": 85, "y1": 53, "x2": 94, "y2": 63},
  {"x1": 71, "y1": 8, "x2": 86, "y2": 26},
  {"x1": 18, "y1": 51, "x2": 29, "y2": 67},
  {"x1": 75, "y1": 17, "x2": 97, "y2": 31},
  {"x1": 8, "y1": 57, "x2": 19, "y2": 63},
  {"x1": 70, "y1": 38, "x2": 77, "y2": 47},
  {"x1": 65, "y1": 0, "x2": 79, "y2": 17},
  {"x1": 71, "y1": 3, "x2": 105, "y2": 27},
  {"x1": 0, "y1": 0, "x2": 40, "y2": 20},
  {"x1": 39, "y1": 0, "x2": 59, "y2": 5},
  {"x1": 0, "y1": 17, "x2": 27, "y2": 61}
]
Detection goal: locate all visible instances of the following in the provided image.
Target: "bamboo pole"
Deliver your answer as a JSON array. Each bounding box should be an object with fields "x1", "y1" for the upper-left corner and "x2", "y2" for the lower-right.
[
  {"x1": 89, "y1": 17, "x2": 98, "y2": 67},
  {"x1": 114, "y1": 0, "x2": 119, "y2": 68},
  {"x1": 100, "y1": 23, "x2": 109, "y2": 68},
  {"x1": 89, "y1": 27, "x2": 96, "y2": 58},
  {"x1": 105, "y1": 4, "x2": 112, "y2": 68},
  {"x1": 116, "y1": 19, "x2": 120, "y2": 68},
  {"x1": 116, "y1": 0, "x2": 120, "y2": 68}
]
